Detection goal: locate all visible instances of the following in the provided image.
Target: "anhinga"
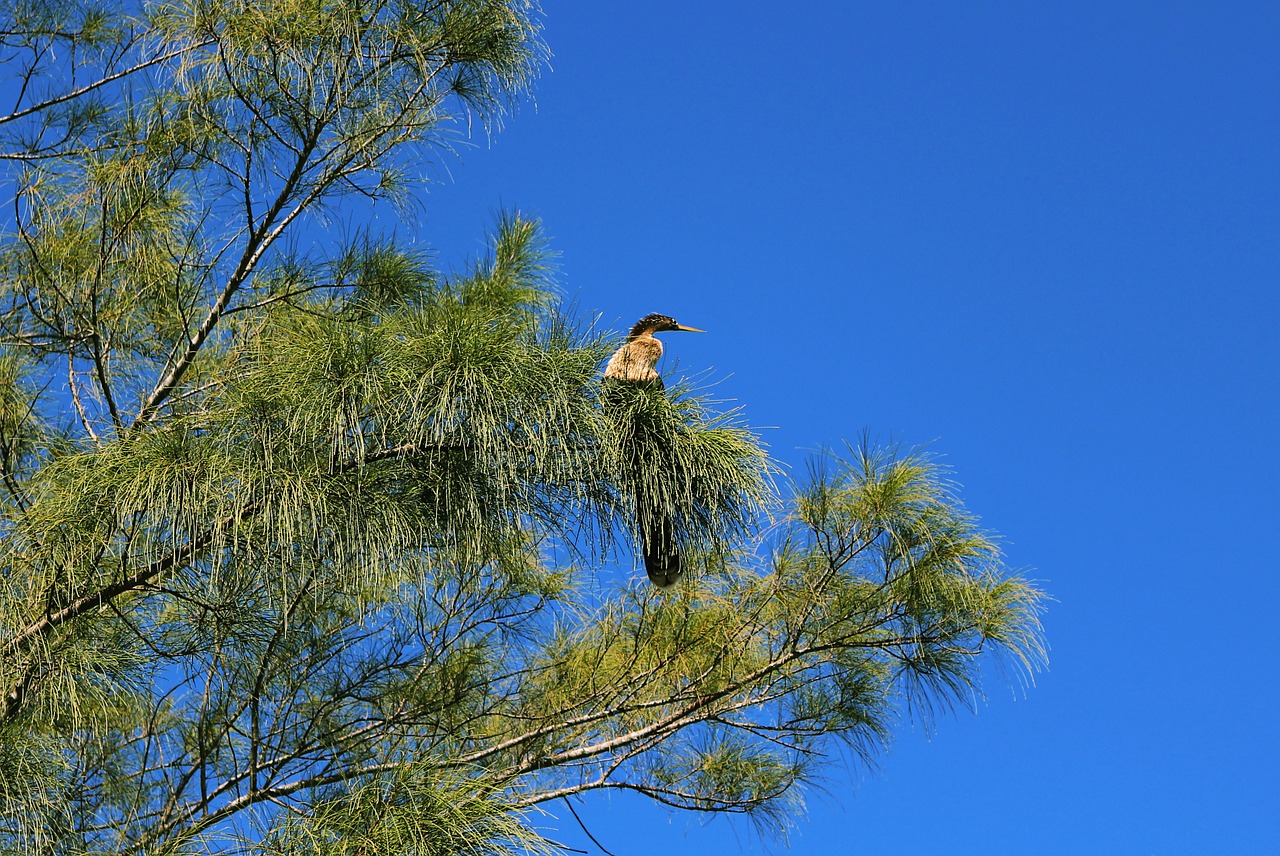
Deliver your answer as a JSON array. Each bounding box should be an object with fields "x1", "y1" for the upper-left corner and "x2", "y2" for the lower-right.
[{"x1": 603, "y1": 313, "x2": 704, "y2": 587}]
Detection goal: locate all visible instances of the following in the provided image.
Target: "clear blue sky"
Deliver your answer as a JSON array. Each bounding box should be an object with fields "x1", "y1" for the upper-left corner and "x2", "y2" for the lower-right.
[{"x1": 414, "y1": 1, "x2": 1279, "y2": 853}]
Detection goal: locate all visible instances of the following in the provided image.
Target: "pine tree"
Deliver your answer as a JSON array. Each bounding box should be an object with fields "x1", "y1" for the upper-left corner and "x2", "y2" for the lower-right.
[{"x1": 0, "y1": 2, "x2": 1045, "y2": 852}]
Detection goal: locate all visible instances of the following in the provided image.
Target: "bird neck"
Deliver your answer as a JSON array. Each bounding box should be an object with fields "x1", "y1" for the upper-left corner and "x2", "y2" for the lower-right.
[
  {"x1": 604, "y1": 331, "x2": 663, "y2": 382},
  {"x1": 633, "y1": 331, "x2": 662, "y2": 362}
]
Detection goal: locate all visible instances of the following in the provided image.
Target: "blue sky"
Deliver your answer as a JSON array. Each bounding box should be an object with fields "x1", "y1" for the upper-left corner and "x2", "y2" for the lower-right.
[{"x1": 412, "y1": 2, "x2": 1279, "y2": 853}]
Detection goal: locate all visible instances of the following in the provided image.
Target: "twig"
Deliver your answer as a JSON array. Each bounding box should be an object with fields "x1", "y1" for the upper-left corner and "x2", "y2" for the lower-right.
[{"x1": 562, "y1": 797, "x2": 621, "y2": 856}]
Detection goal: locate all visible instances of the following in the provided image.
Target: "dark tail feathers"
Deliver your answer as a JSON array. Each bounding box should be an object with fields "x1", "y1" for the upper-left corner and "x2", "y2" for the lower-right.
[{"x1": 642, "y1": 512, "x2": 681, "y2": 588}]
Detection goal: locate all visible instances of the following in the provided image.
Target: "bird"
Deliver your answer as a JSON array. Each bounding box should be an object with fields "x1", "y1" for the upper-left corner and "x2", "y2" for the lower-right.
[
  {"x1": 602, "y1": 313, "x2": 704, "y2": 587},
  {"x1": 603, "y1": 313, "x2": 705, "y2": 385}
]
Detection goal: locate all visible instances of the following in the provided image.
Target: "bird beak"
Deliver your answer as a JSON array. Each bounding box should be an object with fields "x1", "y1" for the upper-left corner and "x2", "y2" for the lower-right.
[{"x1": 674, "y1": 324, "x2": 705, "y2": 333}]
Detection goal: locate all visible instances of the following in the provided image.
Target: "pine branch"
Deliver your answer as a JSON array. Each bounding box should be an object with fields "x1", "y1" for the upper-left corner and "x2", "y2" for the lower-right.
[
  {"x1": 134, "y1": 124, "x2": 331, "y2": 425},
  {"x1": 0, "y1": 41, "x2": 213, "y2": 132},
  {"x1": 0, "y1": 438, "x2": 442, "y2": 722}
]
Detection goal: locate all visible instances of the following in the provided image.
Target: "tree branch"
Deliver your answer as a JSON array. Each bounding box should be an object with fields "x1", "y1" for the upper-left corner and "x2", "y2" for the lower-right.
[
  {"x1": 0, "y1": 41, "x2": 212, "y2": 129},
  {"x1": 134, "y1": 111, "x2": 332, "y2": 425}
]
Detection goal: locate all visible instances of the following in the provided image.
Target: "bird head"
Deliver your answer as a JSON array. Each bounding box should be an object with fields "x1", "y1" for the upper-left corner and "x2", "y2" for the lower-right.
[{"x1": 628, "y1": 313, "x2": 705, "y2": 340}]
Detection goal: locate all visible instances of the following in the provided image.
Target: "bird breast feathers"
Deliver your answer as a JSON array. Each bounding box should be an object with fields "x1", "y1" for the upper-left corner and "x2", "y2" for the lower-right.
[{"x1": 604, "y1": 336, "x2": 663, "y2": 382}]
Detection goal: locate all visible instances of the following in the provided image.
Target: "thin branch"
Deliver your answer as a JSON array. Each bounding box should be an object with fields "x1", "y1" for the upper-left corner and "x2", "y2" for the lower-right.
[
  {"x1": 0, "y1": 41, "x2": 212, "y2": 128},
  {"x1": 220, "y1": 282, "x2": 339, "y2": 317},
  {"x1": 135, "y1": 118, "x2": 332, "y2": 424},
  {"x1": 68, "y1": 347, "x2": 101, "y2": 445},
  {"x1": 562, "y1": 797, "x2": 620, "y2": 856},
  {"x1": 0, "y1": 500, "x2": 254, "y2": 667}
]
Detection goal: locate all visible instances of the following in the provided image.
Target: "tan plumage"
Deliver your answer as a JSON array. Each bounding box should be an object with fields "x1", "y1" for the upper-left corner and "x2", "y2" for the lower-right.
[
  {"x1": 602, "y1": 313, "x2": 704, "y2": 587},
  {"x1": 603, "y1": 334, "x2": 664, "y2": 383}
]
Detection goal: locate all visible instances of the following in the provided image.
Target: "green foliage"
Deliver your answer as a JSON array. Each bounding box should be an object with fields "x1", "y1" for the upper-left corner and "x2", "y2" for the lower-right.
[
  {"x1": 603, "y1": 378, "x2": 770, "y2": 553},
  {"x1": 0, "y1": 2, "x2": 1046, "y2": 853},
  {"x1": 258, "y1": 767, "x2": 560, "y2": 856}
]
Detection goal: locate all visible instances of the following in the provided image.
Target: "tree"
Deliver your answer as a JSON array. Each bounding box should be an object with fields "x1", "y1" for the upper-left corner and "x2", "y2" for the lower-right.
[{"x1": 0, "y1": 1, "x2": 1046, "y2": 853}]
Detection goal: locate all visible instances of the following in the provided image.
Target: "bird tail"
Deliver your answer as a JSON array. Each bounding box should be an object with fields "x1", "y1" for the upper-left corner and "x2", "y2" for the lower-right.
[{"x1": 641, "y1": 511, "x2": 681, "y2": 588}]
